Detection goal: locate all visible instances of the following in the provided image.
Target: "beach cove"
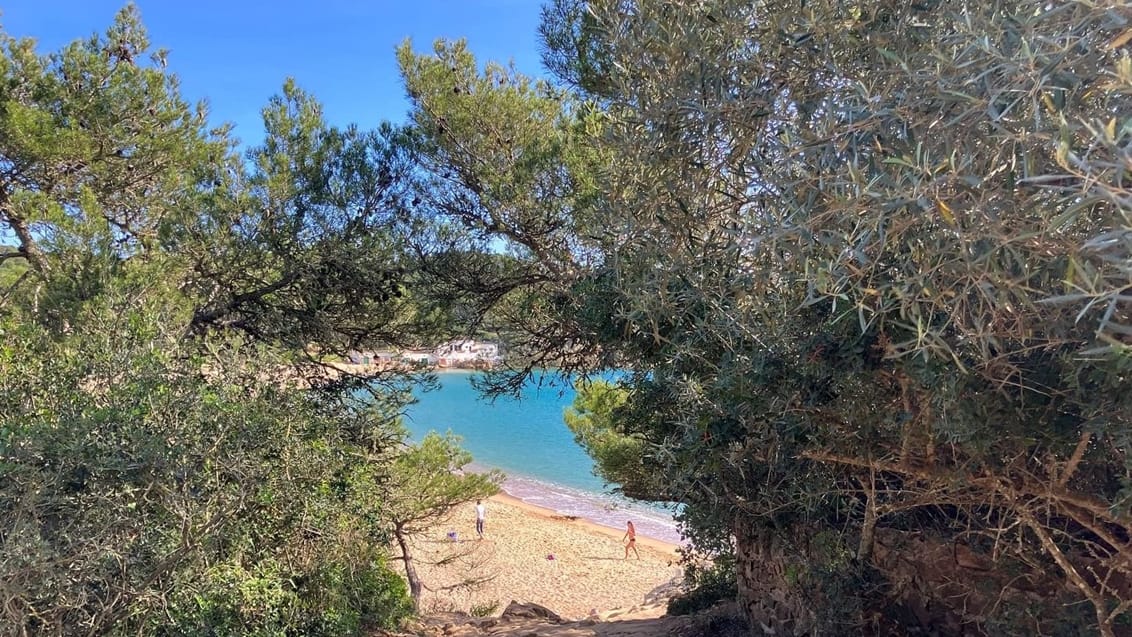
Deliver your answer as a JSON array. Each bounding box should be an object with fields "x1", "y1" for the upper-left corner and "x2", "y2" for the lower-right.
[{"x1": 402, "y1": 370, "x2": 682, "y2": 545}]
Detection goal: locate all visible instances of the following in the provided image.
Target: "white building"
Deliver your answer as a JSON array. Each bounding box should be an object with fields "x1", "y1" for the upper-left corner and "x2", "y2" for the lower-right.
[
  {"x1": 347, "y1": 350, "x2": 397, "y2": 365},
  {"x1": 401, "y1": 350, "x2": 438, "y2": 366},
  {"x1": 435, "y1": 339, "x2": 501, "y2": 367}
]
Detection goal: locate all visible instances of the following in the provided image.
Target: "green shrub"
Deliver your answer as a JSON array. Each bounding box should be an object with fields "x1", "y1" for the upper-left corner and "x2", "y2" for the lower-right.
[
  {"x1": 469, "y1": 599, "x2": 500, "y2": 617},
  {"x1": 304, "y1": 558, "x2": 414, "y2": 632},
  {"x1": 163, "y1": 556, "x2": 412, "y2": 636},
  {"x1": 667, "y1": 558, "x2": 737, "y2": 616},
  {"x1": 166, "y1": 561, "x2": 300, "y2": 637}
]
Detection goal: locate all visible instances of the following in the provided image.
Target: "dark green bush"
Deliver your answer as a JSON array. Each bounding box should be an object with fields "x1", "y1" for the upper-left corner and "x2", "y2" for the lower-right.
[
  {"x1": 667, "y1": 557, "x2": 738, "y2": 616},
  {"x1": 304, "y1": 557, "x2": 414, "y2": 633},
  {"x1": 469, "y1": 599, "x2": 501, "y2": 617},
  {"x1": 163, "y1": 556, "x2": 412, "y2": 636},
  {"x1": 165, "y1": 561, "x2": 299, "y2": 637}
]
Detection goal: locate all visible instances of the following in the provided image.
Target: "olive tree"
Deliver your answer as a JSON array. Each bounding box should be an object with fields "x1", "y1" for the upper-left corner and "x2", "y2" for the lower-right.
[
  {"x1": 407, "y1": 0, "x2": 1132, "y2": 633},
  {"x1": 549, "y1": 1, "x2": 1132, "y2": 633}
]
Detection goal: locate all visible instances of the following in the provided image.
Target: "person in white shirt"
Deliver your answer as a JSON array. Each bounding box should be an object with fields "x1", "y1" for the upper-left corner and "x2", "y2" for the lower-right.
[{"x1": 475, "y1": 500, "x2": 486, "y2": 539}]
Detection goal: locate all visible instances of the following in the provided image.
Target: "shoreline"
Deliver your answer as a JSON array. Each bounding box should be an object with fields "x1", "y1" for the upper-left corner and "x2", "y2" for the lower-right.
[
  {"x1": 490, "y1": 492, "x2": 681, "y2": 556},
  {"x1": 408, "y1": 495, "x2": 684, "y2": 619},
  {"x1": 493, "y1": 470, "x2": 683, "y2": 546},
  {"x1": 399, "y1": 365, "x2": 686, "y2": 543}
]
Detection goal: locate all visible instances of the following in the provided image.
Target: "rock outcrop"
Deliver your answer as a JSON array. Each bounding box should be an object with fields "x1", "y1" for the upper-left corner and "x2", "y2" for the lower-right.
[{"x1": 376, "y1": 601, "x2": 747, "y2": 637}]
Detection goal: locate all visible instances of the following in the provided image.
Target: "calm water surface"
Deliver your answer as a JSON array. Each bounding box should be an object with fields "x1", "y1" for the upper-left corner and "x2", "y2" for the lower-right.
[{"x1": 402, "y1": 370, "x2": 681, "y2": 543}]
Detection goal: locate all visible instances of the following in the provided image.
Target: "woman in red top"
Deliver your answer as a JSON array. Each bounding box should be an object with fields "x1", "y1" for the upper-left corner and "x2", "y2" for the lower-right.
[{"x1": 622, "y1": 520, "x2": 640, "y2": 559}]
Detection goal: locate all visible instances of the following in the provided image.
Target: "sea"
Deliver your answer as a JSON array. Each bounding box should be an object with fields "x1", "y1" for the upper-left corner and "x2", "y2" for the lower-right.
[{"x1": 401, "y1": 370, "x2": 682, "y2": 544}]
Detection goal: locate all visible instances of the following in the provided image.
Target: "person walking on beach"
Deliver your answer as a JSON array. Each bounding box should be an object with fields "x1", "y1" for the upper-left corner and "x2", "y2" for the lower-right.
[
  {"x1": 622, "y1": 520, "x2": 640, "y2": 559},
  {"x1": 475, "y1": 499, "x2": 486, "y2": 539}
]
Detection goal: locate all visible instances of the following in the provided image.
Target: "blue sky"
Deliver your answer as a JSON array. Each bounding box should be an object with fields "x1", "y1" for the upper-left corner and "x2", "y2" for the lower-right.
[{"x1": 0, "y1": 1, "x2": 546, "y2": 145}]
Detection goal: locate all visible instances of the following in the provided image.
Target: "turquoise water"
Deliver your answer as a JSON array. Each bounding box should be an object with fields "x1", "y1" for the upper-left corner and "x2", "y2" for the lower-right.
[
  {"x1": 403, "y1": 371, "x2": 602, "y2": 491},
  {"x1": 402, "y1": 370, "x2": 680, "y2": 543}
]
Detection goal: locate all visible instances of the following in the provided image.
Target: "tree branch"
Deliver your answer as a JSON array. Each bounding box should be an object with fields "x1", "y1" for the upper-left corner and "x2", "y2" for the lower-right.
[
  {"x1": 1, "y1": 199, "x2": 50, "y2": 274},
  {"x1": 189, "y1": 271, "x2": 300, "y2": 330},
  {"x1": 1022, "y1": 510, "x2": 1113, "y2": 637},
  {"x1": 1058, "y1": 430, "x2": 1092, "y2": 488}
]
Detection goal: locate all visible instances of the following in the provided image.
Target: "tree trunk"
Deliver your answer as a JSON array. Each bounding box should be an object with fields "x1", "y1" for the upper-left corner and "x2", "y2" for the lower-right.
[
  {"x1": 858, "y1": 474, "x2": 878, "y2": 563},
  {"x1": 394, "y1": 526, "x2": 423, "y2": 609},
  {"x1": 733, "y1": 516, "x2": 816, "y2": 636},
  {"x1": 1, "y1": 193, "x2": 50, "y2": 275}
]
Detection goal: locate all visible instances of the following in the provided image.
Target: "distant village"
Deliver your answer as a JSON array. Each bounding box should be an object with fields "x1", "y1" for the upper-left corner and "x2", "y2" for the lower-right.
[{"x1": 346, "y1": 339, "x2": 501, "y2": 370}]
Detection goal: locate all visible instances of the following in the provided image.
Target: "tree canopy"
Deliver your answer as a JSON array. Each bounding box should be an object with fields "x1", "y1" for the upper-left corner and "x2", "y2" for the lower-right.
[
  {"x1": 383, "y1": 431, "x2": 502, "y2": 607},
  {"x1": 405, "y1": 0, "x2": 1132, "y2": 634},
  {"x1": 0, "y1": 8, "x2": 491, "y2": 635},
  {"x1": 5, "y1": 1, "x2": 1132, "y2": 635}
]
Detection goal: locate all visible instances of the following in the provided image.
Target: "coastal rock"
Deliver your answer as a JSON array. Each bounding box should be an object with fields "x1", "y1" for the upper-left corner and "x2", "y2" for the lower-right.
[
  {"x1": 501, "y1": 600, "x2": 565, "y2": 623},
  {"x1": 440, "y1": 611, "x2": 698, "y2": 636},
  {"x1": 381, "y1": 600, "x2": 746, "y2": 637},
  {"x1": 643, "y1": 577, "x2": 683, "y2": 606}
]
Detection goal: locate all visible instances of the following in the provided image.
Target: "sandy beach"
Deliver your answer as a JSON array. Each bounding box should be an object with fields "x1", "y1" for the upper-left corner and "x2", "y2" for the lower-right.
[{"x1": 403, "y1": 494, "x2": 684, "y2": 620}]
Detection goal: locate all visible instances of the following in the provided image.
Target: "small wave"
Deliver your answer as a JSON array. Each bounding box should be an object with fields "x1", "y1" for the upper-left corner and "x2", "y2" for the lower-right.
[{"x1": 489, "y1": 469, "x2": 683, "y2": 545}]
